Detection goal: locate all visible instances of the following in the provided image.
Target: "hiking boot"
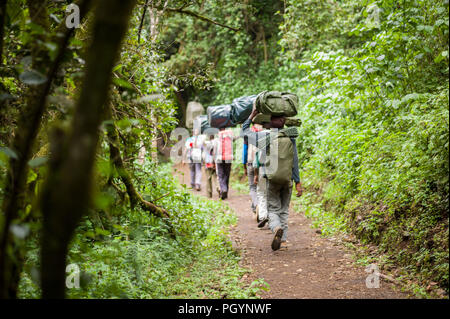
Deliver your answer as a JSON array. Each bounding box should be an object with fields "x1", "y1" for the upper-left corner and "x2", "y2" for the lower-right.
[
  {"x1": 195, "y1": 185, "x2": 201, "y2": 191},
  {"x1": 221, "y1": 191, "x2": 228, "y2": 200},
  {"x1": 271, "y1": 227, "x2": 284, "y2": 251},
  {"x1": 258, "y1": 217, "x2": 268, "y2": 228}
]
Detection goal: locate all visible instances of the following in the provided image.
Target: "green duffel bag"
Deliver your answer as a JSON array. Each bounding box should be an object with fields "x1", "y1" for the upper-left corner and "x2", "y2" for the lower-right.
[{"x1": 255, "y1": 91, "x2": 298, "y2": 117}]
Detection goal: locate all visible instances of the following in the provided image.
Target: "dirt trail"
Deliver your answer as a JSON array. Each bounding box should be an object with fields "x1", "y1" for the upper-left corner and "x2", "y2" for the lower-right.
[{"x1": 175, "y1": 164, "x2": 408, "y2": 299}]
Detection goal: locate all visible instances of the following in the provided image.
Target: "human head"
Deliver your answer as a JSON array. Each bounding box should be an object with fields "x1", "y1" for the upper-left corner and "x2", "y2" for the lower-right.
[
  {"x1": 269, "y1": 116, "x2": 285, "y2": 129},
  {"x1": 253, "y1": 114, "x2": 285, "y2": 129}
]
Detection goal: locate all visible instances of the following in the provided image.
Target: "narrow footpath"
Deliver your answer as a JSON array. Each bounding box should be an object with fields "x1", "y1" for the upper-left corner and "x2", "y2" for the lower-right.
[{"x1": 175, "y1": 164, "x2": 408, "y2": 299}]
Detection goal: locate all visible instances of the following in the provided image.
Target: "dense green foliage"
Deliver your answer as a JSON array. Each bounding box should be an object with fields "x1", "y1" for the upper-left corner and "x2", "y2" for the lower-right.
[
  {"x1": 161, "y1": 0, "x2": 448, "y2": 295},
  {"x1": 0, "y1": 0, "x2": 448, "y2": 298},
  {"x1": 287, "y1": 0, "x2": 449, "y2": 294},
  {"x1": 0, "y1": 0, "x2": 266, "y2": 299},
  {"x1": 17, "y1": 164, "x2": 263, "y2": 298}
]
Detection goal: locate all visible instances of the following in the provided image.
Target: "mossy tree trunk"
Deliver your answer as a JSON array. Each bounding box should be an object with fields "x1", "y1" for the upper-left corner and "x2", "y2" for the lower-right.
[
  {"x1": 105, "y1": 105, "x2": 170, "y2": 219},
  {"x1": 0, "y1": 0, "x2": 6, "y2": 66},
  {"x1": 0, "y1": 0, "x2": 51, "y2": 299},
  {"x1": 39, "y1": 0, "x2": 136, "y2": 299},
  {"x1": 0, "y1": 0, "x2": 93, "y2": 299}
]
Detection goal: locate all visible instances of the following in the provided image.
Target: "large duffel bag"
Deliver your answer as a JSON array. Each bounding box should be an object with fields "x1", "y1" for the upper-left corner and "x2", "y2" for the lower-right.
[
  {"x1": 207, "y1": 104, "x2": 234, "y2": 128},
  {"x1": 230, "y1": 95, "x2": 258, "y2": 124},
  {"x1": 255, "y1": 91, "x2": 298, "y2": 117}
]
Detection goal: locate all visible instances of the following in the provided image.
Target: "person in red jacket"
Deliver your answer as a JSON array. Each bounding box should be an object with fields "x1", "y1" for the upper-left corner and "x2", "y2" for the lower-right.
[{"x1": 214, "y1": 127, "x2": 234, "y2": 200}]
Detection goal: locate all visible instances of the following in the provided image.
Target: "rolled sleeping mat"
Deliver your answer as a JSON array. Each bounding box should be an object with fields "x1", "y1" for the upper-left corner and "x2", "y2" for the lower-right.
[
  {"x1": 285, "y1": 117, "x2": 302, "y2": 127},
  {"x1": 252, "y1": 114, "x2": 301, "y2": 127},
  {"x1": 207, "y1": 104, "x2": 234, "y2": 128}
]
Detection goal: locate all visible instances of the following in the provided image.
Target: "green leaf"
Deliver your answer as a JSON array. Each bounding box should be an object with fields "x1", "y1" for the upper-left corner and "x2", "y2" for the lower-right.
[
  {"x1": 44, "y1": 42, "x2": 59, "y2": 60},
  {"x1": 49, "y1": 13, "x2": 61, "y2": 24},
  {"x1": 95, "y1": 227, "x2": 111, "y2": 236},
  {"x1": 113, "y1": 64, "x2": 123, "y2": 72},
  {"x1": 0, "y1": 147, "x2": 18, "y2": 160},
  {"x1": 417, "y1": 25, "x2": 433, "y2": 33},
  {"x1": 27, "y1": 170, "x2": 38, "y2": 184},
  {"x1": 401, "y1": 93, "x2": 420, "y2": 105},
  {"x1": 0, "y1": 93, "x2": 16, "y2": 101},
  {"x1": 434, "y1": 51, "x2": 448, "y2": 63},
  {"x1": 10, "y1": 224, "x2": 30, "y2": 239},
  {"x1": 19, "y1": 70, "x2": 47, "y2": 85},
  {"x1": 112, "y1": 77, "x2": 134, "y2": 90},
  {"x1": 28, "y1": 156, "x2": 48, "y2": 168}
]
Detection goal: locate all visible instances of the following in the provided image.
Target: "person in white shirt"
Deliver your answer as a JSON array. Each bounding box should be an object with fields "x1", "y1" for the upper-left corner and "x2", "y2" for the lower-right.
[
  {"x1": 203, "y1": 134, "x2": 217, "y2": 198},
  {"x1": 184, "y1": 129, "x2": 205, "y2": 191}
]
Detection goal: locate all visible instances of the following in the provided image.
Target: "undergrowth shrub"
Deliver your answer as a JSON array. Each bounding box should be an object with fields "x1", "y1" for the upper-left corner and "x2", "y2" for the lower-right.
[{"x1": 18, "y1": 163, "x2": 265, "y2": 298}]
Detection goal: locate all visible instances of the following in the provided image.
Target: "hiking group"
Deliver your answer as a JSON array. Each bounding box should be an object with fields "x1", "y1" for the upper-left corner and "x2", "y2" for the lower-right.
[
  {"x1": 183, "y1": 91, "x2": 303, "y2": 251},
  {"x1": 184, "y1": 126, "x2": 235, "y2": 199}
]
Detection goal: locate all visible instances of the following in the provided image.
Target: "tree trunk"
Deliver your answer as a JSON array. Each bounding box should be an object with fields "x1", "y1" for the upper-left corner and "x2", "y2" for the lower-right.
[
  {"x1": 0, "y1": 0, "x2": 93, "y2": 299},
  {"x1": 0, "y1": 0, "x2": 51, "y2": 299},
  {"x1": 0, "y1": 0, "x2": 6, "y2": 66},
  {"x1": 174, "y1": 89, "x2": 187, "y2": 127},
  {"x1": 260, "y1": 24, "x2": 267, "y2": 64},
  {"x1": 104, "y1": 105, "x2": 174, "y2": 239},
  {"x1": 39, "y1": 0, "x2": 136, "y2": 299}
]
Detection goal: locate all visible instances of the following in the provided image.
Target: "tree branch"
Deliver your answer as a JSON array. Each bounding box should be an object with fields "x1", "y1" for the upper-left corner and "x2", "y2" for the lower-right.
[
  {"x1": 0, "y1": 0, "x2": 7, "y2": 66},
  {"x1": 39, "y1": 0, "x2": 137, "y2": 299},
  {"x1": 104, "y1": 105, "x2": 174, "y2": 231},
  {"x1": 137, "y1": 0, "x2": 149, "y2": 44},
  {"x1": 0, "y1": 0, "x2": 93, "y2": 299},
  {"x1": 165, "y1": 7, "x2": 241, "y2": 32}
]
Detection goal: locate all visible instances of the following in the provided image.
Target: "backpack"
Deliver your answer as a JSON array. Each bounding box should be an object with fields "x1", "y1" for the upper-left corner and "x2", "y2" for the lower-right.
[
  {"x1": 188, "y1": 136, "x2": 203, "y2": 163},
  {"x1": 264, "y1": 131, "x2": 294, "y2": 185},
  {"x1": 190, "y1": 148, "x2": 202, "y2": 163},
  {"x1": 218, "y1": 129, "x2": 233, "y2": 162},
  {"x1": 255, "y1": 91, "x2": 298, "y2": 117}
]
